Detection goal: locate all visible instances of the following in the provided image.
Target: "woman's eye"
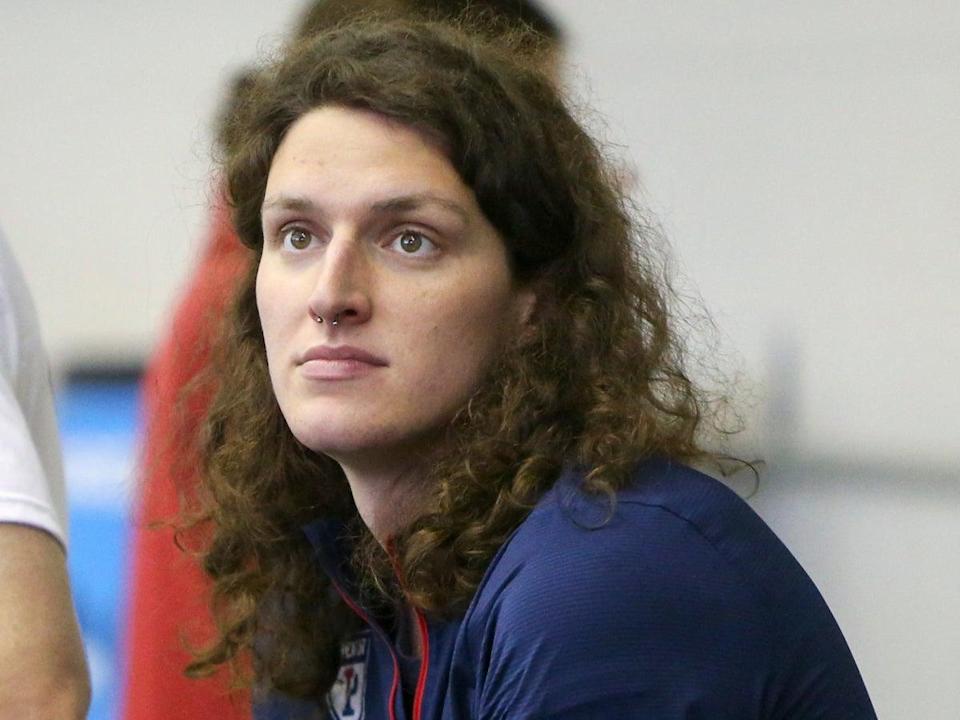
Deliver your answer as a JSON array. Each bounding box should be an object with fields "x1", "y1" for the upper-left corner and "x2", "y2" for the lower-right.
[
  {"x1": 391, "y1": 230, "x2": 436, "y2": 256},
  {"x1": 281, "y1": 227, "x2": 315, "y2": 251}
]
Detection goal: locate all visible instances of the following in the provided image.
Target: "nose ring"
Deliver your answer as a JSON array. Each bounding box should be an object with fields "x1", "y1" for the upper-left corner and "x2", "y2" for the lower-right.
[{"x1": 313, "y1": 313, "x2": 340, "y2": 326}]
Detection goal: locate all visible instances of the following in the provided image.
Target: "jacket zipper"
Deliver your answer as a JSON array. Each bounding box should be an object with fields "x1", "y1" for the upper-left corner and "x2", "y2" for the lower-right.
[
  {"x1": 384, "y1": 538, "x2": 430, "y2": 720},
  {"x1": 332, "y1": 580, "x2": 401, "y2": 720}
]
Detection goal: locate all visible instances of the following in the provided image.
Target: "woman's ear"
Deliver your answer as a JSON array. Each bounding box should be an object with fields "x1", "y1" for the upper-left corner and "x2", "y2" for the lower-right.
[
  {"x1": 511, "y1": 287, "x2": 539, "y2": 344},
  {"x1": 517, "y1": 288, "x2": 537, "y2": 326}
]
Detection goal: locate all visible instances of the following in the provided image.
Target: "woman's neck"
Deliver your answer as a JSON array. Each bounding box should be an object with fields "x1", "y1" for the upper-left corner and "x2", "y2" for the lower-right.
[{"x1": 339, "y1": 460, "x2": 433, "y2": 546}]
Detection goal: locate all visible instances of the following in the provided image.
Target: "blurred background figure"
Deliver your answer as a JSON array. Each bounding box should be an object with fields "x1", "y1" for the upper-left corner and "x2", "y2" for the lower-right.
[
  {"x1": 121, "y1": 3, "x2": 562, "y2": 720},
  {"x1": 0, "y1": 228, "x2": 90, "y2": 719}
]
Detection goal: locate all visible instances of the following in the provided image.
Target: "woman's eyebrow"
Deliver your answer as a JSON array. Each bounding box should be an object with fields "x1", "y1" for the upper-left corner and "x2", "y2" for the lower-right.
[
  {"x1": 370, "y1": 193, "x2": 469, "y2": 222},
  {"x1": 261, "y1": 194, "x2": 317, "y2": 214},
  {"x1": 260, "y1": 192, "x2": 471, "y2": 223}
]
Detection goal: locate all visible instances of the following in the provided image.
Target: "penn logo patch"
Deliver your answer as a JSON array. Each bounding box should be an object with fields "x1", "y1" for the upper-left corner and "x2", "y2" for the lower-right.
[{"x1": 328, "y1": 636, "x2": 369, "y2": 719}]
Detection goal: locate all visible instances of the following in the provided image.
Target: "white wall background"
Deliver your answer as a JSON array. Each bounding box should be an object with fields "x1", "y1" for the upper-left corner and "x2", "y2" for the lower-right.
[{"x1": 1, "y1": 1, "x2": 957, "y2": 717}]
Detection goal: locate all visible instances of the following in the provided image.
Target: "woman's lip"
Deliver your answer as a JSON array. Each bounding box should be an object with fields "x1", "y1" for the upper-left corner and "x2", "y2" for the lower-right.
[
  {"x1": 299, "y1": 358, "x2": 384, "y2": 381},
  {"x1": 298, "y1": 344, "x2": 389, "y2": 366}
]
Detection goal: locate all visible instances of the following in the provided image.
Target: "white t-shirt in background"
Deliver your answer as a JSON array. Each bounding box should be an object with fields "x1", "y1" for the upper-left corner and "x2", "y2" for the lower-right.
[{"x1": 0, "y1": 228, "x2": 67, "y2": 549}]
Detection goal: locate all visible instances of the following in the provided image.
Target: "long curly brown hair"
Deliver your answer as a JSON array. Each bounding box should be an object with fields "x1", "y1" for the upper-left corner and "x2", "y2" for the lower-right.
[{"x1": 187, "y1": 17, "x2": 725, "y2": 705}]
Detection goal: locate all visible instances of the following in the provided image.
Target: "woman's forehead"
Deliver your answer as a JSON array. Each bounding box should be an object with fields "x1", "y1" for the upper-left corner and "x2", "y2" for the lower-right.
[{"x1": 261, "y1": 106, "x2": 478, "y2": 219}]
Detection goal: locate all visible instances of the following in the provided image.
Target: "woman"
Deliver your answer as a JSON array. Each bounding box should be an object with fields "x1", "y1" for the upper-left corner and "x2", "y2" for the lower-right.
[
  {"x1": 127, "y1": 5, "x2": 561, "y2": 720},
  {"x1": 189, "y1": 17, "x2": 877, "y2": 719}
]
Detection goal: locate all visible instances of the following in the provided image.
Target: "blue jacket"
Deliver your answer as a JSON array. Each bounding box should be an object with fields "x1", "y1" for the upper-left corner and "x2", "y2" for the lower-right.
[{"x1": 257, "y1": 458, "x2": 876, "y2": 719}]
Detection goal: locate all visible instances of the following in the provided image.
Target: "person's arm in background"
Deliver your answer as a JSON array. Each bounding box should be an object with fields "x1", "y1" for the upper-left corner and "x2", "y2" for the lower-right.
[
  {"x1": 0, "y1": 525, "x2": 90, "y2": 720},
  {"x1": 0, "y1": 230, "x2": 90, "y2": 719},
  {"x1": 0, "y1": 386, "x2": 91, "y2": 720}
]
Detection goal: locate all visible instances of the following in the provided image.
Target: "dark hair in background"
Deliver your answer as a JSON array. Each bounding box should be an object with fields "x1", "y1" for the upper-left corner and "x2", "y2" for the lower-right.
[
  {"x1": 294, "y1": 0, "x2": 563, "y2": 44},
  {"x1": 186, "y1": 16, "x2": 729, "y2": 707},
  {"x1": 215, "y1": 0, "x2": 562, "y2": 159}
]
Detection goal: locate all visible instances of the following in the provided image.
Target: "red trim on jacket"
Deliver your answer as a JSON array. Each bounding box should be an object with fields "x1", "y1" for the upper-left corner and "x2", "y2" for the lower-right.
[{"x1": 412, "y1": 610, "x2": 431, "y2": 720}]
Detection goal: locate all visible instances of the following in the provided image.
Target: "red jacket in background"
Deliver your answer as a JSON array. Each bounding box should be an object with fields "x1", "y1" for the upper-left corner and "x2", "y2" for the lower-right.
[{"x1": 122, "y1": 199, "x2": 251, "y2": 720}]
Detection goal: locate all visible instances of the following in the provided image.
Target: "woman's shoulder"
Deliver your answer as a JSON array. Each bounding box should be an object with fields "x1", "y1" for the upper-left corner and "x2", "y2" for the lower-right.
[
  {"x1": 457, "y1": 459, "x2": 876, "y2": 718},
  {"x1": 476, "y1": 457, "x2": 810, "y2": 617},
  {"x1": 462, "y1": 458, "x2": 835, "y2": 656}
]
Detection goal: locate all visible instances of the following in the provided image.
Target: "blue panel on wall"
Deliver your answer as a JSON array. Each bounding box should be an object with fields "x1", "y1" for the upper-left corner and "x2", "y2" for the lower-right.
[{"x1": 58, "y1": 373, "x2": 141, "y2": 720}]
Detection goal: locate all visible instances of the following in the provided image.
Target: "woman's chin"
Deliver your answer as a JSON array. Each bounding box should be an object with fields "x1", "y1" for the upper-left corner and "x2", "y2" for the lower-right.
[
  {"x1": 290, "y1": 423, "x2": 440, "y2": 475},
  {"x1": 292, "y1": 426, "x2": 389, "y2": 460}
]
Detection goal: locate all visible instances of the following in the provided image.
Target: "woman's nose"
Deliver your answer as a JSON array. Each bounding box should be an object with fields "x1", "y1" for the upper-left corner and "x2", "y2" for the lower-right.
[{"x1": 306, "y1": 232, "x2": 373, "y2": 328}]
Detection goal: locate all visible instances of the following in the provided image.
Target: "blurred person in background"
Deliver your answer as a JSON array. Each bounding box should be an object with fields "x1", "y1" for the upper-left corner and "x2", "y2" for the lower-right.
[
  {"x1": 121, "y1": 3, "x2": 561, "y2": 720},
  {"x1": 189, "y1": 16, "x2": 875, "y2": 720},
  {"x1": 0, "y1": 228, "x2": 90, "y2": 719}
]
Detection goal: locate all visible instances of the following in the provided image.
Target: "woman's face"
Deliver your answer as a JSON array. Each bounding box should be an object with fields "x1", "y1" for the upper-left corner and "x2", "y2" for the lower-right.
[{"x1": 256, "y1": 106, "x2": 534, "y2": 471}]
